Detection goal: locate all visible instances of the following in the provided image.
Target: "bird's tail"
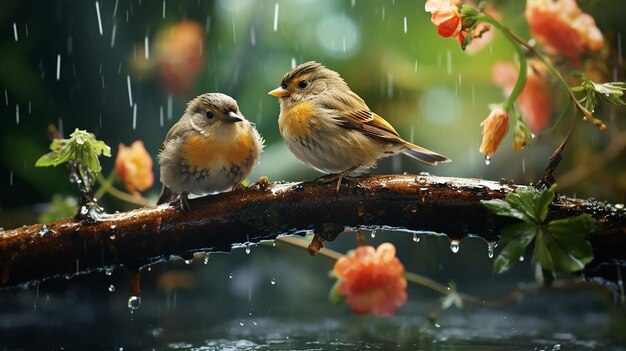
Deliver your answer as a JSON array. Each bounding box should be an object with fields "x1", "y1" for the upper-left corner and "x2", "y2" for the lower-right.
[{"x1": 401, "y1": 141, "x2": 451, "y2": 166}]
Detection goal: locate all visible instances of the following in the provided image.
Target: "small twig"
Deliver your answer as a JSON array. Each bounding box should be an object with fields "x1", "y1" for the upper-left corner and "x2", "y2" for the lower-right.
[
  {"x1": 95, "y1": 173, "x2": 152, "y2": 208},
  {"x1": 535, "y1": 124, "x2": 575, "y2": 190}
]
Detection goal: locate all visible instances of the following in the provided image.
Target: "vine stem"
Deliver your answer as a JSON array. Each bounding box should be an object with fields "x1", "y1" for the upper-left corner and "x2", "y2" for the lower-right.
[
  {"x1": 95, "y1": 172, "x2": 152, "y2": 207},
  {"x1": 483, "y1": 15, "x2": 593, "y2": 122}
]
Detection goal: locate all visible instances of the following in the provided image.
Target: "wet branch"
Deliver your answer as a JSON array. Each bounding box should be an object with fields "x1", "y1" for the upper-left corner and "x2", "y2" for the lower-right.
[{"x1": 0, "y1": 174, "x2": 624, "y2": 289}]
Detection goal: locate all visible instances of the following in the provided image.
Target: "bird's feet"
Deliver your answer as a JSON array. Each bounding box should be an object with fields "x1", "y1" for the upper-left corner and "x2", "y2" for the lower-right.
[
  {"x1": 316, "y1": 166, "x2": 359, "y2": 192},
  {"x1": 178, "y1": 192, "x2": 192, "y2": 213}
]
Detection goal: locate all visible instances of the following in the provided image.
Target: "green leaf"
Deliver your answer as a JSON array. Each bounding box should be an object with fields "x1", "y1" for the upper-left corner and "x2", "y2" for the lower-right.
[
  {"x1": 533, "y1": 227, "x2": 555, "y2": 273},
  {"x1": 493, "y1": 222, "x2": 537, "y2": 274},
  {"x1": 544, "y1": 214, "x2": 597, "y2": 273},
  {"x1": 328, "y1": 279, "x2": 343, "y2": 305},
  {"x1": 38, "y1": 194, "x2": 79, "y2": 223},
  {"x1": 34, "y1": 128, "x2": 111, "y2": 178},
  {"x1": 535, "y1": 184, "x2": 556, "y2": 222},
  {"x1": 481, "y1": 199, "x2": 529, "y2": 222}
]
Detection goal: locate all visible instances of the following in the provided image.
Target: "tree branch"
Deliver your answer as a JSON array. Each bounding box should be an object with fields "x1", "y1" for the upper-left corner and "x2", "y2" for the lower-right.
[{"x1": 1, "y1": 174, "x2": 624, "y2": 289}]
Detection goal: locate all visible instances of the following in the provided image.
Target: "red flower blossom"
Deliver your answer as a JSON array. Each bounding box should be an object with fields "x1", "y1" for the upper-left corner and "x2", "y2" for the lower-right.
[
  {"x1": 492, "y1": 59, "x2": 552, "y2": 134},
  {"x1": 479, "y1": 105, "x2": 509, "y2": 158},
  {"x1": 425, "y1": 0, "x2": 462, "y2": 39},
  {"x1": 115, "y1": 141, "x2": 154, "y2": 196},
  {"x1": 155, "y1": 20, "x2": 205, "y2": 96},
  {"x1": 526, "y1": 0, "x2": 604, "y2": 66},
  {"x1": 334, "y1": 243, "x2": 407, "y2": 317}
]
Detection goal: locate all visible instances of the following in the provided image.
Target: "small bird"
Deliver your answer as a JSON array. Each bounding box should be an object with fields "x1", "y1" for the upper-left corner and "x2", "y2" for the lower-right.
[
  {"x1": 268, "y1": 61, "x2": 450, "y2": 189},
  {"x1": 157, "y1": 93, "x2": 263, "y2": 211}
]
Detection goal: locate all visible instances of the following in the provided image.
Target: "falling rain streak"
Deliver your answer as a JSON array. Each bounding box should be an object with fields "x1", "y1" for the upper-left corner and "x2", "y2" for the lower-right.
[
  {"x1": 95, "y1": 1, "x2": 103, "y2": 36},
  {"x1": 126, "y1": 75, "x2": 133, "y2": 107},
  {"x1": 132, "y1": 104, "x2": 137, "y2": 130},
  {"x1": 403, "y1": 17, "x2": 407, "y2": 33},
  {"x1": 13, "y1": 22, "x2": 18, "y2": 41},
  {"x1": 15, "y1": 104, "x2": 19, "y2": 124},
  {"x1": 111, "y1": 25, "x2": 117, "y2": 48},
  {"x1": 273, "y1": 3, "x2": 279, "y2": 32},
  {"x1": 56, "y1": 54, "x2": 61, "y2": 81},
  {"x1": 144, "y1": 35, "x2": 149, "y2": 59},
  {"x1": 162, "y1": 0, "x2": 166, "y2": 19},
  {"x1": 159, "y1": 106, "x2": 164, "y2": 127}
]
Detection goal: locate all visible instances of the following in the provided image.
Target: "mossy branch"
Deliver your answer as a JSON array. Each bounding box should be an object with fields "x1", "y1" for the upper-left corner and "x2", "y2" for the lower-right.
[{"x1": 0, "y1": 174, "x2": 624, "y2": 289}]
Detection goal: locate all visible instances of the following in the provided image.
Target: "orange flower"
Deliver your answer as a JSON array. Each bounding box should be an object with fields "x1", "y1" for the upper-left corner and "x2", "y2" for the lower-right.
[
  {"x1": 334, "y1": 243, "x2": 407, "y2": 317},
  {"x1": 155, "y1": 20, "x2": 205, "y2": 96},
  {"x1": 479, "y1": 105, "x2": 509, "y2": 158},
  {"x1": 492, "y1": 59, "x2": 552, "y2": 134},
  {"x1": 115, "y1": 141, "x2": 154, "y2": 196},
  {"x1": 526, "y1": 0, "x2": 604, "y2": 66},
  {"x1": 425, "y1": 0, "x2": 462, "y2": 38}
]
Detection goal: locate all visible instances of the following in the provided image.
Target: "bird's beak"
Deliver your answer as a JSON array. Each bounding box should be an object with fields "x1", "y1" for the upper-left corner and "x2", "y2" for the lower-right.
[
  {"x1": 225, "y1": 111, "x2": 244, "y2": 123},
  {"x1": 268, "y1": 86, "x2": 290, "y2": 97}
]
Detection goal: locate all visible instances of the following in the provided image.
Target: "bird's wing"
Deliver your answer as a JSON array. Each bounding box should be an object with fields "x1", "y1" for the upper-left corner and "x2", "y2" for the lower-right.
[{"x1": 335, "y1": 109, "x2": 403, "y2": 142}]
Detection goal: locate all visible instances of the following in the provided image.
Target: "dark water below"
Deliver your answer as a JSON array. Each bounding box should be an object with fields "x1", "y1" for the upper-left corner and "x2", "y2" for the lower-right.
[{"x1": 1, "y1": 235, "x2": 624, "y2": 350}]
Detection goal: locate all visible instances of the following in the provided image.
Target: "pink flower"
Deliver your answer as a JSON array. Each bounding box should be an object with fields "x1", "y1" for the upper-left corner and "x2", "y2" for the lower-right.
[
  {"x1": 492, "y1": 59, "x2": 553, "y2": 133},
  {"x1": 425, "y1": 0, "x2": 463, "y2": 38},
  {"x1": 479, "y1": 105, "x2": 509, "y2": 157},
  {"x1": 115, "y1": 141, "x2": 154, "y2": 196},
  {"x1": 526, "y1": 0, "x2": 604, "y2": 66},
  {"x1": 334, "y1": 243, "x2": 407, "y2": 317}
]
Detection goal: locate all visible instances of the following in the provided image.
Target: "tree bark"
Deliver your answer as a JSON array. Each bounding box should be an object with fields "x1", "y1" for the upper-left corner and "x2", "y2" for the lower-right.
[{"x1": 1, "y1": 174, "x2": 624, "y2": 288}]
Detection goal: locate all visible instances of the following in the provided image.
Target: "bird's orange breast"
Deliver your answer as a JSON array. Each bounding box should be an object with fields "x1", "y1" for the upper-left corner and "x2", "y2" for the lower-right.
[
  {"x1": 279, "y1": 101, "x2": 315, "y2": 138},
  {"x1": 181, "y1": 132, "x2": 253, "y2": 168}
]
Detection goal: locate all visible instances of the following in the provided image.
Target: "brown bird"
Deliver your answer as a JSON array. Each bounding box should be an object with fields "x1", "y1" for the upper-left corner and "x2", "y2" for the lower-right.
[
  {"x1": 157, "y1": 93, "x2": 263, "y2": 211},
  {"x1": 268, "y1": 61, "x2": 450, "y2": 189}
]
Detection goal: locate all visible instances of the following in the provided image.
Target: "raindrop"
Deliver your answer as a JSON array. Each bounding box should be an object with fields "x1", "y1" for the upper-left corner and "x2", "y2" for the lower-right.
[
  {"x1": 487, "y1": 241, "x2": 497, "y2": 259},
  {"x1": 132, "y1": 103, "x2": 137, "y2": 130},
  {"x1": 522, "y1": 158, "x2": 526, "y2": 174},
  {"x1": 519, "y1": 255, "x2": 524, "y2": 262},
  {"x1": 4, "y1": 89, "x2": 8, "y2": 105},
  {"x1": 414, "y1": 59, "x2": 418, "y2": 73},
  {"x1": 253, "y1": 321, "x2": 258, "y2": 326},
  {"x1": 162, "y1": 0, "x2": 166, "y2": 19},
  {"x1": 412, "y1": 233, "x2": 420, "y2": 243},
  {"x1": 110, "y1": 24, "x2": 117, "y2": 48},
  {"x1": 105, "y1": 267, "x2": 113, "y2": 276},
  {"x1": 231, "y1": 17, "x2": 236, "y2": 44},
  {"x1": 56, "y1": 54, "x2": 61, "y2": 81},
  {"x1": 9, "y1": 172, "x2": 13, "y2": 187},
  {"x1": 239, "y1": 321, "x2": 244, "y2": 326},
  {"x1": 245, "y1": 245, "x2": 251, "y2": 255},
  {"x1": 250, "y1": 26, "x2": 256, "y2": 46},
  {"x1": 291, "y1": 57, "x2": 297, "y2": 69},
  {"x1": 13, "y1": 22, "x2": 18, "y2": 41},
  {"x1": 450, "y1": 240, "x2": 460, "y2": 253},
  {"x1": 108, "y1": 284, "x2": 115, "y2": 292},
  {"x1": 446, "y1": 50, "x2": 452, "y2": 76},
  {"x1": 228, "y1": 273, "x2": 233, "y2": 279},
  {"x1": 381, "y1": 6, "x2": 385, "y2": 21},
  {"x1": 167, "y1": 94, "x2": 173, "y2": 120},
  {"x1": 126, "y1": 75, "x2": 133, "y2": 107},
  {"x1": 273, "y1": 3, "x2": 279, "y2": 32},
  {"x1": 144, "y1": 35, "x2": 149, "y2": 59},
  {"x1": 95, "y1": 1, "x2": 103, "y2": 36},
  {"x1": 159, "y1": 106, "x2": 164, "y2": 127},
  {"x1": 184, "y1": 258, "x2": 192, "y2": 264},
  {"x1": 485, "y1": 156, "x2": 491, "y2": 166},
  {"x1": 351, "y1": 0, "x2": 356, "y2": 7},
  {"x1": 203, "y1": 255, "x2": 209, "y2": 264},
  {"x1": 370, "y1": 229, "x2": 376, "y2": 238},
  {"x1": 403, "y1": 16, "x2": 407, "y2": 33},
  {"x1": 128, "y1": 295, "x2": 141, "y2": 311},
  {"x1": 270, "y1": 278, "x2": 276, "y2": 285},
  {"x1": 112, "y1": 0, "x2": 119, "y2": 18},
  {"x1": 15, "y1": 104, "x2": 19, "y2": 124}
]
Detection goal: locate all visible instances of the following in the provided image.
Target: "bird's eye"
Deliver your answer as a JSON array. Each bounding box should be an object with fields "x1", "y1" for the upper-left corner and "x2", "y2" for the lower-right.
[
  {"x1": 298, "y1": 80, "x2": 309, "y2": 89},
  {"x1": 205, "y1": 111, "x2": 214, "y2": 119}
]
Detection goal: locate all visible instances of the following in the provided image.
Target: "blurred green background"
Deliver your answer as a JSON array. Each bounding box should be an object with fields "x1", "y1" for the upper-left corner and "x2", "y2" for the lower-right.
[{"x1": 0, "y1": 0, "x2": 625, "y2": 349}]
